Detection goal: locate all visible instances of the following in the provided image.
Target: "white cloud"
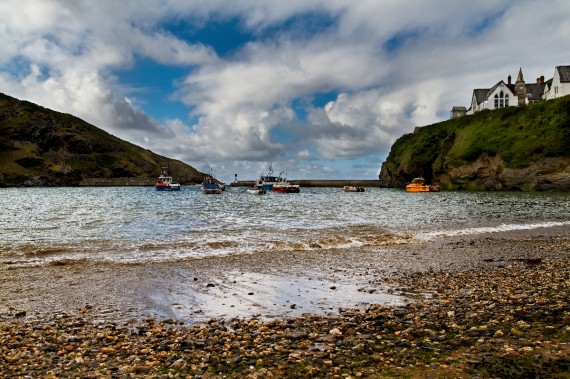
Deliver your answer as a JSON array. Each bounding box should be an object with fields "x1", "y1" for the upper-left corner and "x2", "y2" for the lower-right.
[{"x1": 1, "y1": 0, "x2": 569, "y2": 181}]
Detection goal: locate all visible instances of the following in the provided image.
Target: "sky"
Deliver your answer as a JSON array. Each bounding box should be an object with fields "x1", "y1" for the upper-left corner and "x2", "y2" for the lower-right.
[{"x1": 1, "y1": 1, "x2": 569, "y2": 182}]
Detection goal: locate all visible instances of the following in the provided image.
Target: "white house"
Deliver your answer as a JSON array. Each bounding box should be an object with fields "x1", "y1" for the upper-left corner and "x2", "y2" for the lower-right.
[
  {"x1": 466, "y1": 80, "x2": 515, "y2": 115},
  {"x1": 542, "y1": 65, "x2": 570, "y2": 100},
  {"x1": 465, "y1": 68, "x2": 547, "y2": 115}
]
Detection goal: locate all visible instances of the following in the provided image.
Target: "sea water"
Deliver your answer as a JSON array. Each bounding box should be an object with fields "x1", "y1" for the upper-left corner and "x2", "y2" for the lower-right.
[{"x1": 1, "y1": 186, "x2": 569, "y2": 266}]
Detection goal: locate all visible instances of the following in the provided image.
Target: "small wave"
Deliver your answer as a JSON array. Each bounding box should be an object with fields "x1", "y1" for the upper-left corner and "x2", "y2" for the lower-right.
[
  {"x1": 0, "y1": 242, "x2": 79, "y2": 259},
  {"x1": 47, "y1": 257, "x2": 89, "y2": 266},
  {"x1": 206, "y1": 241, "x2": 240, "y2": 249},
  {"x1": 416, "y1": 221, "x2": 570, "y2": 240},
  {"x1": 137, "y1": 241, "x2": 199, "y2": 252},
  {"x1": 265, "y1": 232, "x2": 415, "y2": 252}
]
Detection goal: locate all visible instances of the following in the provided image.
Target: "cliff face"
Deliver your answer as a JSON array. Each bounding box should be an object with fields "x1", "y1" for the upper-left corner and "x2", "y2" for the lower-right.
[
  {"x1": 0, "y1": 93, "x2": 204, "y2": 186},
  {"x1": 438, "y1": 155, "x2": 570, "y2": 191},
  {"x1": 379, "y1": 95, "x2": 570, "y2": 191}
]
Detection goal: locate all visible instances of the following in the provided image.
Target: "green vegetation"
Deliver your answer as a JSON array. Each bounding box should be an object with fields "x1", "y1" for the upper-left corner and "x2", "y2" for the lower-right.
[
  {"x1": 0, "y1": 92, "x2": 205, "y2": 186},
  {"x1": 380, "y1": 95, "x2": 570, "y2": 189}
]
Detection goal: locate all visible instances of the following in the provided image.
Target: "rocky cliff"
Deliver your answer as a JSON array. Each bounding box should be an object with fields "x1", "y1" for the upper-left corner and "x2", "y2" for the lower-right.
[
  {"x1": 379, "y1": 95, "x2": 570, "y2": 191},
  {"x1": 0, "y1": 92, "x2": 204, "y2": 186}
]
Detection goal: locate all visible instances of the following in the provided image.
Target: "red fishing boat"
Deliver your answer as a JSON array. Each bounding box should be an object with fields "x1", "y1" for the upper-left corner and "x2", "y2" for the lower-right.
[{"x1": 155, "y1": 167, "x2": 181, "y2": 191}]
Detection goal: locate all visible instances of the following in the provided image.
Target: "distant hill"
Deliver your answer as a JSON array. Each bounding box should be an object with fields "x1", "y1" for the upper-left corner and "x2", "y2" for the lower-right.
[
  {"x1": 0, "y1": 92, "x2": 205, "y2": 186},
  {"x1": 379, "y1": 95, "x2": 570, "y2": 191}
]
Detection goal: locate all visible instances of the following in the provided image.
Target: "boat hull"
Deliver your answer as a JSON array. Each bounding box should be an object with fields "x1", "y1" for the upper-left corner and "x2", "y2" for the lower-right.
[
  {"x1": 246, "y1": 188, "x2": 266, "y2": 195},
  {"x1": 272, "y1": 185, "x2": 300, "y2": 193},
  {"x1": 155, "y1": 184, "x2": 181, "y2": 191},
  {"x1": 405, "y1": 177, "x2": 439, "y2": 192},
  {"x1": 405, "y1": 184, "x2": 439, "y2": 192},
  {"x1": 202, "y1": 179, "x2": 222, "y2": 194},
  {"x1": 343, "y1": 186, "x2": 364, "y2": 192}
]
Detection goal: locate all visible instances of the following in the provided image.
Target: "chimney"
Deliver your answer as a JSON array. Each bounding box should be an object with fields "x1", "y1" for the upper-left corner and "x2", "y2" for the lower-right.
[
  {"x1": 540, "y1": 75, "x2": 545, "y2": 84},
  {"x1": 536, "y1": 78, "x2": 540, "y2": 84},
  {"x1": 508, "y1": 75, "x2": 512, "y2": 85}
]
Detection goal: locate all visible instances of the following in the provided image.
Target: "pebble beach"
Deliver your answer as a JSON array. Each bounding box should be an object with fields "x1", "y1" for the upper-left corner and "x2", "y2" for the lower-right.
[{"x1": 1, "y1": 226, "x2": 569, "y2": 378}]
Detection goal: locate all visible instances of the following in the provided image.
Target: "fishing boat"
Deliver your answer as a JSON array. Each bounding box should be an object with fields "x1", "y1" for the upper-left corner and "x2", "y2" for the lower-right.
[
  {"x1": 255, "y1": 166, "x2": 282, "y2": 191},
  {"x1": 246, "y1": 186, "x2": 266, "y2": 195},
  {"x1": 202, "y1": 177, "x2": 222, "y2": 194},
  {"x1": 405, "y1": 177, "x2": 440, "y2": 192},
  {"x1": 155, "y1": 167, "x2": 181, "y2": 191},
  {"x1": 343, "y1": 186, "x2": 365, "y2": 192},
  {"x1": 256, "y1": 166, "x2": 300, "y2": 193}
]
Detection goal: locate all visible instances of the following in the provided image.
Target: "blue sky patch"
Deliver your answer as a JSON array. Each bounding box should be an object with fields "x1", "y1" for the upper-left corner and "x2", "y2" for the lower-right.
[
  {"x1": 467, "y1": 10, "x2": 505, "y2": 38},
  {"x1": 167, "y1": 16, "x2": 253, "y2": 57},
  {"x1": 383, "y1": 29, "x2": 421, "y2": 54},
  {"x1": 115, "y1": 58, "x2": 190, "y2": 122},
  {"x1": 262, "y1": 10, "x2": 340, "y2": 41}
]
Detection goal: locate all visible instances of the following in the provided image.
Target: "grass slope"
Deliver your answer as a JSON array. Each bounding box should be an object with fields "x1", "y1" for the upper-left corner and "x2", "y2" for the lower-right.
[
  {"x1": 381, "y1": 95, "x2": 570, "y2": 186},
  {"x1": 0, "y1": 93, "x2": 204, "y2": 186}
]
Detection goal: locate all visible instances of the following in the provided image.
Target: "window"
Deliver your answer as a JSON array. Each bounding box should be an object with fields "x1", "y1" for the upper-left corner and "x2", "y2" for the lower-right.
[{"x1": 494, "y1": 91, "x2": 508, "y2": 109}]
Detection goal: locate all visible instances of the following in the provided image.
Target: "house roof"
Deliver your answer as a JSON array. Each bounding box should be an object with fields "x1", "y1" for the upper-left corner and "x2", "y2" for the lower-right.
[
  {"x1": 556, "y1": 65, "x2": 570, "y2": 82},
  {"x1": 525, "y1": 83, "x2": 546, "y2": 101},
  {"x1": 473, "y1": 88, "x2": 489, "y2": 104},
  {"x1": 473, "y1": 81, "x2": 513, "y2": 105},
  {"x1": 486, "y1": 81, "x2": 502, "y2": 98}
]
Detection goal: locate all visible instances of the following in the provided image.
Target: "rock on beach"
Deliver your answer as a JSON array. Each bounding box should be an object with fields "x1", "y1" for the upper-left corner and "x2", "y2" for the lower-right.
[{"x1": 1, "y1": 230, "x2": 570, "y2": 377}]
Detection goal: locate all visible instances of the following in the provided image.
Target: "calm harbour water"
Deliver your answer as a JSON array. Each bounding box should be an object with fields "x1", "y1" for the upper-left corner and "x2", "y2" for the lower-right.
[{"x1": 1, "y1": 186, "x2": 569, "y2": 266}]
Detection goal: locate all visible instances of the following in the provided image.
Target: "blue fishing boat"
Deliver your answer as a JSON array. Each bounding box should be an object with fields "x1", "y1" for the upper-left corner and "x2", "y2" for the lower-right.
[{"x1": 202, "y1": 177, "x2": 222, "y2": 194}]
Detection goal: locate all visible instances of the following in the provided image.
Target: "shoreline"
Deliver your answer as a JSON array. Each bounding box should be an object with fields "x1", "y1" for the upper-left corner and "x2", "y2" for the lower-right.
[
  {"x1": 1, "y1": 225, "x2": 569, "y2": 324},
  {"x1": 1, "y1": 226, "x2": 569, "y2": 377}
]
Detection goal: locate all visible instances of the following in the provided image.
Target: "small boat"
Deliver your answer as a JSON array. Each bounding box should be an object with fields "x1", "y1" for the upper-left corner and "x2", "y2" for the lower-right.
[
  {"x1": 246, "y1": 186, "x2": 266, "y2": 195},
  {"x1": 405, "y1": 177, "x2": 440, "y2": 192},
  {"x1": 343, "y1": 186, "x2": 365, "y2": 192},
  {"x1": 202, "y1": 177, "x2": 222, "y2": 194},
  {"x1": 155, "y1": 167, "x2": 181, "y2": 191}
]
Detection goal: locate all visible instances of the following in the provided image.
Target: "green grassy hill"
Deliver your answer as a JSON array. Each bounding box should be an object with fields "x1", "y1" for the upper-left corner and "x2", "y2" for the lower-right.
[
  {"x1": 0, "y1": 92, "x2": 205, "y2": 186},
  {"x1": 379, "y1": 95, "x2": 570, "y2": 191}
]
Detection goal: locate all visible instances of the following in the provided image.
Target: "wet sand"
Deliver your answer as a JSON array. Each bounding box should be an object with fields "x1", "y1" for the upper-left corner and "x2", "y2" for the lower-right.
[{"x1": 1, "y1": 225, "x2": 568, "y2": 324}]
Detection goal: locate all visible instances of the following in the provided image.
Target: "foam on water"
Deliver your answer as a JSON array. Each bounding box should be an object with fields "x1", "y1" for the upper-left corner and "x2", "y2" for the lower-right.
[
  {"x1": 1, "y1": 187, "x2": 569, "y2": 265},
  {"x1": 416, "y1": 221, "x2": 570, "y2": 240}
]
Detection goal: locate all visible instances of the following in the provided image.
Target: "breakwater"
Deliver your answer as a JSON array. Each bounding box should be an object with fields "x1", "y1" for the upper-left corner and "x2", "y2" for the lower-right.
[
  {"x1": 78, "y1": 178, "x2": 380, "y2": 187},
  {"x1": 79, "y1": 178, "x2": 203, "y2": 186},
  {"x1": 230, "y1": 180, "x2": 381, "y2": 188},
  {"x1": 79, "y1": 178, "x2": 156, "y2": 186}
]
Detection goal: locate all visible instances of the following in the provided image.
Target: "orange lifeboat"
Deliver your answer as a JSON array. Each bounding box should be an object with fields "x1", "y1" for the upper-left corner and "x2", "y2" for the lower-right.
[{"x1": 405, "y1": 177, "x2": 440, "y2": 192}]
